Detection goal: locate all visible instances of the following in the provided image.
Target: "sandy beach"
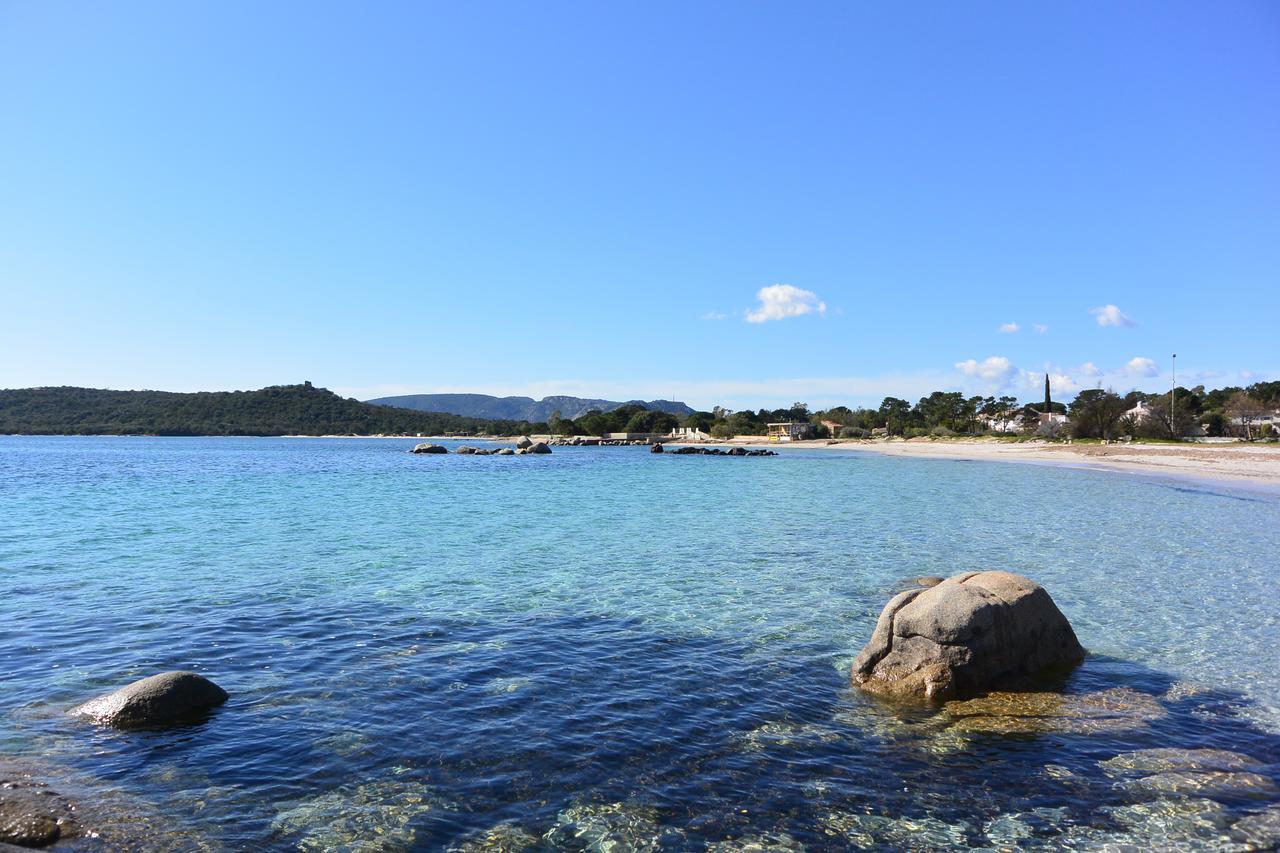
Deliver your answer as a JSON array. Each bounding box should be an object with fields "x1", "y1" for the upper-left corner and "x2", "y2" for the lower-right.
[{"x1": 713, "y1": 437, "x2": 1280, "y2": 489}]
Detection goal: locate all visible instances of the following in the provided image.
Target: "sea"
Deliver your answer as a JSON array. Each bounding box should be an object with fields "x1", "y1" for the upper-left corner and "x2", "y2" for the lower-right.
[{"x1": 1, "y1": 436, "x2": 1277, "y2": 850}]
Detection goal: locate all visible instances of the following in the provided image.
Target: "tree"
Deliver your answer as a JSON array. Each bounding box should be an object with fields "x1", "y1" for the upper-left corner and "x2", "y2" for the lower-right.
[
  {"x1": 624, "y1": 409, "x2": 678, "y2": 434},
  {"x1": 878, "y1": 397, "x2": 911, "y2": 436},
  {"x1": 1138, "y1": 394, "x2": 1196, "y2": 440},
  {"x1": 1225, "y1": 392, "x2": 1268, "y2": 440},
  {"x1": 1068, "y1": 389, "x2": 1127, "y2": 439}
]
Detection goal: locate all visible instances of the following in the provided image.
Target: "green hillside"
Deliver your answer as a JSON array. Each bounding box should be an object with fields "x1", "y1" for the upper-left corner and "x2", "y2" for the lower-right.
[{"x1": 0, "y1": 383, "x2": 531, "y2": 436}]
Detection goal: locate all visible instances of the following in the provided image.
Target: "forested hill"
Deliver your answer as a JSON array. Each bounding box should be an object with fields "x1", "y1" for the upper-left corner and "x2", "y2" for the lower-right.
[{"x1": 0, "y1": 383, "x2": 529, "y2": 436}]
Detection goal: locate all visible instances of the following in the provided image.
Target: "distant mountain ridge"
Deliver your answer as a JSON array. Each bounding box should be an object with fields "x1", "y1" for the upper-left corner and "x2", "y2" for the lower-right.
[{"x1": 367, "y1": 393, "x2": 694, "y2": 422}]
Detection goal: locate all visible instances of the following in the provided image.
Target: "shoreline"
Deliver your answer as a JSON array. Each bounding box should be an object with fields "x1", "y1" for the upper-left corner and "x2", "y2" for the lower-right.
[{"x1": 696, "y1": 437, "x2": 1280, "y2": 490}]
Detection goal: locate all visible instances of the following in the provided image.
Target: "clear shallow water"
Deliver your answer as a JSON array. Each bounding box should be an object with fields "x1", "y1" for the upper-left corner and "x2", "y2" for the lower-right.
[{"x1": 1, "y1": 436, "x2": 1277, "y2": 850}]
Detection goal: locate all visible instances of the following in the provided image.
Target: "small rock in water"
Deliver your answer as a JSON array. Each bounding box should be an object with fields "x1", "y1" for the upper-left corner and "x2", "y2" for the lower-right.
[
  {"x1": 72, "y1": 670, "x2": 228, "y2": 728},
  {"x1": 526, "y1": 442, "x2": 552, "y2": 454},
  {"x1": 497, "y1": 448, "x2": 515, "y2": 455},
  {"x1": 650, "y1": 443, "x2": 664, "y2": 453},
  {"x1": 455, "y1": 445, "x2": 478, "y2": 454},
  {"x1": 409, "y1": 443, "x2": 447, "y2": 454}
]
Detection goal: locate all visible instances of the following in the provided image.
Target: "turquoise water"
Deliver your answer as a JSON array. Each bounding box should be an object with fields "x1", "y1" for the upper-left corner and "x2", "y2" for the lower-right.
[{"x1": 1, "y1": 436, "x2": 1278, "y2": 850}]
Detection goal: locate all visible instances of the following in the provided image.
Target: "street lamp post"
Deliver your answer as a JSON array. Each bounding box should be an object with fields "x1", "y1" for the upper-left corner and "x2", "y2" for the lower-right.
[{"x1": 1171, "y1": 353, "x2": 1177, "y2": 440}]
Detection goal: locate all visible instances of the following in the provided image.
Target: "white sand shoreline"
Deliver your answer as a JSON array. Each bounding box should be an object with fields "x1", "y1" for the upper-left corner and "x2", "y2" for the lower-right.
[{"x1": 695, "y1": 437, "x2": 1280, "y2": 491}]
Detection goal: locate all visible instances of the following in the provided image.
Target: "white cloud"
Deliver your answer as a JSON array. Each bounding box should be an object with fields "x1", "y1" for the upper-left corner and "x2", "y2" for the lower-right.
[
  {"x1": 1125, "y1": 356, "x2": 1159, "y2": 377},
  {"x1": 1034, "y1": 324, "x2": 1048, "y2": 334},
  {"x1": 998, "y1": 322, "x2": 1020, "y2": 334},
  {"x1": 1018, "y1": 369, "x2": 1081, "y2": 395},
  {"x1": 1091, "y1": 304, "x2": 1134, "y2": 328},
  {"x1": 955, "y1": 356, "x2": 1017, "y2": 385},
  {"x1": 1080, "y1": 362, "x2": 1101, "y2": 377},
  {"x1": 700, "y1": 311, "x2": 727, "y2": 321},
  {"x1": 745, "y1": 284, "x2": 827, "y2": 324}
]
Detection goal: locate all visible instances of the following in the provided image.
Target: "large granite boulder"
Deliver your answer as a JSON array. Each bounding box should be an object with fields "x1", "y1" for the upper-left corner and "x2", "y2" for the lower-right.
[
  {"x1": 514, "y1": 436, "x2": 533, "y2": 450},
  {"x1": 409, "y1": 443, "x2": 447, "y2": 454},
  {"x1": 852, "y1": 572, "x2": 1084, "y2": 701},
  {"x1": 526, "y1": 442, "x2": 552, "y2": 454},
  {"x1": 72, "y1": 671, "x2": 228, "y2": 728}
]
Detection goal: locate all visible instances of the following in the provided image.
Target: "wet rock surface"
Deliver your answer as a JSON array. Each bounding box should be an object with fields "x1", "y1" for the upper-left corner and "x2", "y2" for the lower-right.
[
  {"x1": 853, "y1": 571, "x2": 1086, "y2": 701},
  {"x1": 72, "y1": 671, "x2": 228, "y2": 729},
  {"x1": 0, "y1": 779, "x2": 77, "y2": 848}
]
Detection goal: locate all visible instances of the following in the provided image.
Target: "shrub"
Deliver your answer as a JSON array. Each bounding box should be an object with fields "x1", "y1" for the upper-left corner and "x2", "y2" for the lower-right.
[
  {"x1": 839, "y1": 426, "x2": 870, "y2": 439},
  {"x1": 930, "y1": 426, "x2": 955, "y2": 438}
]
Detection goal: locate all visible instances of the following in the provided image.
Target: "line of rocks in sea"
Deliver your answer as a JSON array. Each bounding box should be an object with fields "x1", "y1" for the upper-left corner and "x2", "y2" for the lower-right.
[
  {"x1": 650, "y1": 444, "x2": 776, "y2": 456},
  {"x1": 409, "y1": 437, "x2": 551, "y2": 455}
]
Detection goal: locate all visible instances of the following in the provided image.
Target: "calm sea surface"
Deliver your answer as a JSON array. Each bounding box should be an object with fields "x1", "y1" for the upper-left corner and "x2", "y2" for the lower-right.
[{"x1": 1, "y1": 436, "x2": 1277, "y2": 850}]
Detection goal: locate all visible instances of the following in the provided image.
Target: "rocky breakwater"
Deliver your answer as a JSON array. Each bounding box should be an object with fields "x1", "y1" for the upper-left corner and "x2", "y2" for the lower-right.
[{"x1": 852, "y1": 571, "x2": 1085, "y2": 702}]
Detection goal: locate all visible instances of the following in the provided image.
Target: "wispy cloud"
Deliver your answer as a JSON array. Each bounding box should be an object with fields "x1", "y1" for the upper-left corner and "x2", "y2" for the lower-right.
[
  {"x1": 1125, "y1": 356, "x2": 1159, "y2": 377},
  {"x1": 700, "y1": 311, "x2": 727, "y2": 321},
  {"x1": 1091, "y1": 304, "x2": 1134, "y2": 328},
  {"x1": 998, "y1": 322, "x2": 1020, "y2": 334},
  {"x1": 1034, "y1": 324, "x2": 1048, "y2": 334},
  {"x1": 745, "y1": 284, "x2": 826, "y2": 323},
  {"x1": 1080, "y1": 362, "x2": 1101, "y2": 377}
]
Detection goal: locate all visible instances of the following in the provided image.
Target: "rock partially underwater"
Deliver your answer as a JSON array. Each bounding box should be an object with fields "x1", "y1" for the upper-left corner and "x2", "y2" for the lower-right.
[
  {"x1": 72, "y1": 671, "x2": 228, "y2": 729},
  {"x1": 852, "y1": 571, "x2": 1085, "y2": 701}
]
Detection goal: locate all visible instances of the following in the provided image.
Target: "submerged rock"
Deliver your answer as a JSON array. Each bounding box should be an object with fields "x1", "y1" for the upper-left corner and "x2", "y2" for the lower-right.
[
  {"x1": 942, "y1": 687, "x2": 1165, "y2": 735},
  {"x1": 1100, "y1": 747, "x2": 1266, "y2": 777},
  {"x1": 543, "y1": 801, "x2": 679, "y2": 851},
  {"x1": 852, "y1": 571, "x2": 1085, "y2": 701},
  {"x1": 1233, "y1": 805, "x2": 1280, "y2": 849},
  {"x1": 409, "y1": 443, "x2": 447, "y2": 454},
  {"x1": 449, "y1": 822, "x2": 540, "y2": 852},
  {"x1": 1119, "y1": 769, "x2": 1279, "y2": 801},
  {"x1": 272, "y1": 779, "x2": 452, "y2": 851},
  {"x1": 0, "y1": 758, "x2": 206, "y2": 851},
  {"x1": 496, "y1": 448, "x2": 515, "y2": 456},
  {"x1": 72, "y1": 671, "x2": 228, "y2": 728}
]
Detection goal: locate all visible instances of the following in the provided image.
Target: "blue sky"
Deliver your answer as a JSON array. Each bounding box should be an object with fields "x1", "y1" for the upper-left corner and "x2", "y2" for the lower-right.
[{"x1": 2, "y1": 2, "x2": 1277, "y2": 410}]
